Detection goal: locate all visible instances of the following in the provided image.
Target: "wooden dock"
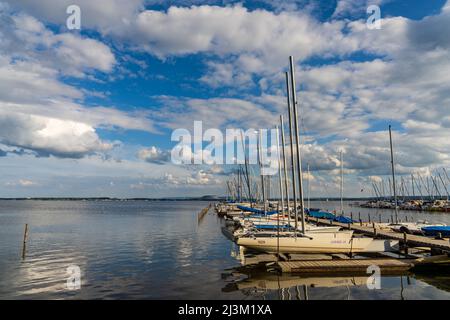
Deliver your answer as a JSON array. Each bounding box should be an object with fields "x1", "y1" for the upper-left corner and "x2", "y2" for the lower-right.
[
  {"x1": 307, "y1": 217, "x2": 450, "y2": 253},
  {"x1": 197, "y1": 204, "x2": 211, "y2": 223},
  {"x1": 276, "y1": 258, "x2": 413, "y2": 274}
]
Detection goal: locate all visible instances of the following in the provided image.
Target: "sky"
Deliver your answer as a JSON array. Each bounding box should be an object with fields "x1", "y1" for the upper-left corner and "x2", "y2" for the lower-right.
[{"x1": 0, "y1": 0, "x2": 449, "y2": 198}]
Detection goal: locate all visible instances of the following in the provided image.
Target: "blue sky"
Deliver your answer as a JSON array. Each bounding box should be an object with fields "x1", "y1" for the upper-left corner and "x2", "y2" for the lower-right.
[{"x1": 0, "y1": 0, "x2": 449, "y2": 198}]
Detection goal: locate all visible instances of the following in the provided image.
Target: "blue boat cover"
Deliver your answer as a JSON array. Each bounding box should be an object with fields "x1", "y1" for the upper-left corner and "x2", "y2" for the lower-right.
[
  {"x1": 254, "y1": 224, "x2": 291, "y2": 229},
  {"x1": 334, "y1": 215, "x2": 353, "y2": 223},
  {"x1": 307, "y1": 210, "x2": 336, "y2": 219},
  {"x1": 421, "y1": 226, "x2": 450, "y2": 236},
  {"x1": 237, "y1": 205, "x2": 280, "y2": 215}
]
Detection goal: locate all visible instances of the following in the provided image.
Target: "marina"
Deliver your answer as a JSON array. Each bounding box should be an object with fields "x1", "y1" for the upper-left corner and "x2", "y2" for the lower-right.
[
  {"x1": 1, "y1": 0, "x2": 450, "y2": 304},
  {"x1": 211, "y1": 56, "x2": 450, "y2": 285}
]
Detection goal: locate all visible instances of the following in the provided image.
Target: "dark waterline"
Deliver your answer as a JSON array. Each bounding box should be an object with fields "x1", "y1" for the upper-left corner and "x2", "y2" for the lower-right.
[{"x1": 0, "y1": 200, "x2": 449, "y2": 299}]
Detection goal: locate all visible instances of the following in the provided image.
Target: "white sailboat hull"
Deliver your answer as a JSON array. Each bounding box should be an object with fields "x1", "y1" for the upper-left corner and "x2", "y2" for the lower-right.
[{"x1": 237, "y1": 231, "x2": 376, "y2": 254}]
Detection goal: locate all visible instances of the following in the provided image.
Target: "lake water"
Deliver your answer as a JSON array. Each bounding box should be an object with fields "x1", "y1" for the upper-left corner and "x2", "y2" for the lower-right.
[{"x1": 0, "y1": 200, "x2": 449, "y2": 300}]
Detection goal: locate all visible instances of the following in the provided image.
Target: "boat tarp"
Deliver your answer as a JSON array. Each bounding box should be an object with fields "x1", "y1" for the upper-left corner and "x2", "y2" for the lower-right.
[
  {"x1": 421, "y1": 226, "x2": 450, "y2": 236},
  {"x1": 334, "y1": 215, "x2": 353, "y2": 223},
  {"x1": 254, "y1": 224, "x2": 291, "y2": 229},
  {"x1": 307, "y1": 210, "x2": 336, "y2": 219},
  {"x1": 237, "y1": 205, "x2": 279, "y2": 215}
]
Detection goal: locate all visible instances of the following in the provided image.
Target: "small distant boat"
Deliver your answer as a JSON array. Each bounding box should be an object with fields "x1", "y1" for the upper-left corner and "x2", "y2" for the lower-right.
[{"x1": 421, "y1": 226, "x2": 450, "y2": 237}]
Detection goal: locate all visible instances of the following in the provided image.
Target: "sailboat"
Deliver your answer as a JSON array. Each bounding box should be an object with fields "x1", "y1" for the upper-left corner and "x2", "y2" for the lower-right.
[
  {"x1": 235, "y1": 57, "x2": 398, "y2": 254},
  {"x1": 236, "y1": 230, "x2": 395, "y2": 254},
  {"x1": 385, "y1": 126, "x2": 447, "y2": 235}
]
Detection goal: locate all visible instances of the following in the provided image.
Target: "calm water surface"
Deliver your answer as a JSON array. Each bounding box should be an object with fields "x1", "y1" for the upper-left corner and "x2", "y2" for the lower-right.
[{"x1": 0, "y1": 200, "x2": 449, "y2": 299}]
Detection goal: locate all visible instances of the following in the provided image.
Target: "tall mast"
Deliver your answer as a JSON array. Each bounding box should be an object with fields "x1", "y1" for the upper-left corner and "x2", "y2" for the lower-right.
[
  {"x1": 443, "y1": 168, "x2": 450, "y2": 184},
  {"x1": 437, "y1": 173, "x2": 449, "y2": 200},
  {"x1": 340, "y1": 151, "x2": 344, "y2": 215},
  {"x1": 389, "y1": 125, "x2": 399, "y2": 224},
  {"x1": 307, "y1": 163, "x2": 311, "y2": 210},
  {"x1": 280, "y1": 115, "x2": 291, "y2": 228},
  {"x1": 388, "y1": 178, "x2": 393, "y2": 200},
  {"x1": 276, "y1": 125, "x2": 284, "y2": 223},
  {"x1": 413, "y1": 173, "x2": 424, "y2": 200},
  {"x1": 373, "y1": 182, "x2": 381, "y2": 200},
  {"x1": 431, "y1": 175, "x2": 442, "y2": 199},
  {"x1": 400, "y1": 177, "x2": 405, "y2": 201},
  {"x1": 289, "y1": 56, "x2": 306, "y2": 234},
  {"x1": 427, "y1": 176, "x2": 432, "y2": 199},
  {"x1": 285, "y1": 72, "x2": 299, "y2": 231},
  {"x1": 239, "y1": 131, "x2": 252, "y2": 205},
  {"x1": 411, "y1": 174, "x2": 415, "y2": 199},
  {"x1": 238, "y1": 168, "x2": 242, "y2": 202},
  {"x1": 417, "y1": 172, "x2": 431, "y2": 200},
  {"x1": 258, "y1": 130, "x2": 266, "y2": 212}
]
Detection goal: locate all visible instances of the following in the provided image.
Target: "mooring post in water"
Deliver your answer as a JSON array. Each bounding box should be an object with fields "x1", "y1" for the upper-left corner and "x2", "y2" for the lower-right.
[
  {"x1": 350, "y1": 212, "x2": 353, "y2": 222},
  {"x1": 22, "y1": 223, "x2": 29, "y2": 260},
  {"x1": 368, "y1": 213, "x2": 371, "y2": 223},
  {"x1": 358, "y1": 212, "x2": 361, "y2": 222}
]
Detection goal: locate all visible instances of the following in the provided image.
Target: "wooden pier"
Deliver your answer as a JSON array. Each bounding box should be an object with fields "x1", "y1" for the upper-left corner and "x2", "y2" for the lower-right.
[
  {"x1": 215, "y1": 203, "x2": 450, "y2": 276},
  {"x1": 276, "y1": 258, "x2": 413, "y2": 274},
  {"x1": 197, "y1": 204, "x2": 211, "y2": 223},
  {"x1": 306, "y1": 217, "x2": 450, "y2": 253}
]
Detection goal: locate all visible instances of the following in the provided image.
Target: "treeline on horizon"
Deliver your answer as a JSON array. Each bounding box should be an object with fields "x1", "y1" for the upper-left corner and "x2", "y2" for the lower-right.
[{"x1": 1, "y1": 196, "x2": 448, "y2": 201}]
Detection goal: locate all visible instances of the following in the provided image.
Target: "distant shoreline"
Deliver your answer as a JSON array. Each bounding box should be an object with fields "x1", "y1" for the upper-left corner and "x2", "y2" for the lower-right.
[{"x1": 0, "y1": 197, "x2": 440, "y2": 201}]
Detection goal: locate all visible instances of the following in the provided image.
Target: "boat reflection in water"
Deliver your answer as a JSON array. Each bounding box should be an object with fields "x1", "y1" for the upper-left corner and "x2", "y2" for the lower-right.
[{"x1": 222, "y1": 267, "x2": 370, "y2": 300}]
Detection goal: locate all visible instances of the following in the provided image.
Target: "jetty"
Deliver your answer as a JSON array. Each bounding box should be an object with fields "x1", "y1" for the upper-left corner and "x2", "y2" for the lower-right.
[
  {"x1": 305, "y1": 216, "x2": 450, "y2": 253},
  {"x1": 276, "y1": 258, "x2": 413, "y2": 274}
]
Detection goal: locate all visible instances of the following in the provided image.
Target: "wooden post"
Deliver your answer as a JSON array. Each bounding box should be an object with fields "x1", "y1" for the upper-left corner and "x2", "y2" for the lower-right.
[
  {"x1": 350, "y1": 212, "x2": 353, "y2": 222},
  {"x1": 379, "y1": 214, "x2": 381, "y2": 223},
  {"x1": 22, "y1": 223, "x2": 28, "y2": 260},
  {"x1": 403, "y1": 232, "x2": 408, "y2": 256},
  {"x1": 359, "y1": 219, "x2": 362, "y2": 226},
  {"x1": 368, "y1": 213, "x2": 371, "y2": 223},
  {"x1": 358, "y1": 212, "x2": 361, "y2": 222},
  {"x1": 436, "y1": 232, "x2": 443, "y2": 240},
  {"x1": 405, "y1": 216, "x2": 408, "y2": 222}
]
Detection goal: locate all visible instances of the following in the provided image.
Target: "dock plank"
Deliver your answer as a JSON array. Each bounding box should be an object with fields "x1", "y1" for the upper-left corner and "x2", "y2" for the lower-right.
[{"x1": 277, "y1": 258, "x2": 413, "y2": 274}]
